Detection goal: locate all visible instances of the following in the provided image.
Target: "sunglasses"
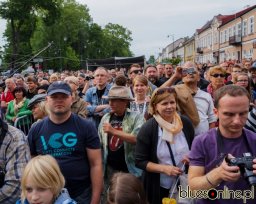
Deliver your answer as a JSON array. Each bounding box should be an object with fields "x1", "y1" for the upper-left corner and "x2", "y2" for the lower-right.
[
  {"x1": 182, "y1": 67, "x2": 197, "y2": 75},
  {"x1": 130, "y1": 70, "x2": 142, "y2": 74},
  {"x1": 211, "y1": 74, "x2": 225, "y2": 78},
  {"x1": 155, "y1": 87, "x2": 175, "y2": 95}
]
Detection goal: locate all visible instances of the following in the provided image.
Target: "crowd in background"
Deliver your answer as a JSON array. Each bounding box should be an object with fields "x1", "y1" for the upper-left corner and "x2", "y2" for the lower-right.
[{"x1": 1, "y1": 57, "x2": 256, "y2": 204}]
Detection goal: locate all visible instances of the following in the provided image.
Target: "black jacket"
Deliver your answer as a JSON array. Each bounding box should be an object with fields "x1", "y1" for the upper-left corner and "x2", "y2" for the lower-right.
[{"x1": 135, "y1": 116, "x2": 194, "y2": 204}]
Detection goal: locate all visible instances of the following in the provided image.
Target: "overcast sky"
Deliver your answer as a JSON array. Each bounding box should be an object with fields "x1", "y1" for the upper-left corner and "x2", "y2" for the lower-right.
[{"x1": 1, "y1": 0, "x2": 256, "y2": 59}]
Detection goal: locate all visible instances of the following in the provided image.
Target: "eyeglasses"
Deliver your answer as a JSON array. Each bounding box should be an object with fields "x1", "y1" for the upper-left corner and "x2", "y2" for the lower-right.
[
  {"x1": 237, "y1": 80, "x2": 248, "y2": 83},
  {"x1": 211, "y1": 74, "x2": 225, "y2": 78},
  {"x1": 155, "y1": 87, "x2": 175, "y2": 95},
  {"x1": 182, "y1": 67, "x2": 197, "y2": 75},
  {"x1": 130, "y1": 70, "x2": 142, "y2": 74}
]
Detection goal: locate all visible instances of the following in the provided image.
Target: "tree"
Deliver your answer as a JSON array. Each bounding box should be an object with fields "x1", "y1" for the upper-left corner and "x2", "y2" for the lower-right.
[
  {"x1": 148, "y1": 55, "x2": 156, "y2": 64},
  {"x1": 103, "y1": 23, "x2": 133, "y2": 57},
  {"x1": 0, "y1": 0, "x2": 61, "y2": 70}
]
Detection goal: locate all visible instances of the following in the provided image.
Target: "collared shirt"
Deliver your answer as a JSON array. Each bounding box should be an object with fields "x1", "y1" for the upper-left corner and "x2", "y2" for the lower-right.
[
  {"x1": 98, "y1": 109, "x2": 145, "y2": 177},
  {"x1": 0, "y1": 125, "x2": 31, "y2": 203},
  {"x1": 84, "y1": 83, "x2": 112, "y2": 116}
]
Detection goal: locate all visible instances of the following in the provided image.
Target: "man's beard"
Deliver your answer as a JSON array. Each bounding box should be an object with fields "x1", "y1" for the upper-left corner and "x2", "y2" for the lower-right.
[{"x1": 148, "y1": 77, "x2": 157, "y2": 84}]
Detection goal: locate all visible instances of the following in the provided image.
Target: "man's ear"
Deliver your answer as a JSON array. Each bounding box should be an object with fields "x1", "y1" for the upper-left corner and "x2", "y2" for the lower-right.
[{"x1": 213, "y1": 107, "x2": 218, "y2": 118}]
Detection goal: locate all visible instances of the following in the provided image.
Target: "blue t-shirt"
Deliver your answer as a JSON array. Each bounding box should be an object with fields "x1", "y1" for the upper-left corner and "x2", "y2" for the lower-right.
[{"x1": 28, "y1": 113, "x2": 100, "y2": 198}]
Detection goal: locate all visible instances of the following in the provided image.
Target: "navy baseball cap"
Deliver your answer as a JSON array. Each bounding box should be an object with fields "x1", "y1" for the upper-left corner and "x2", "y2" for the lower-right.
[
  {"x1": 47, "y1": 81, "x2": 72, "y2": 96},
  {"x1": 27, "y1": 94, "x2": 47, "y2": 109}
]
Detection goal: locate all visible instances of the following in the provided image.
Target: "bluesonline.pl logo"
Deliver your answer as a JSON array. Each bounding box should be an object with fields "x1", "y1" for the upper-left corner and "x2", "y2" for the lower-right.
[{"x1": 178, "y1": 186, "x2": 255, "y2": 203}]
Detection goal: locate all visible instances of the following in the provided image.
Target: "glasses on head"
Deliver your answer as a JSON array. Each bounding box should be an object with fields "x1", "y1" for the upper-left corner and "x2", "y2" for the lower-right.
[
  {"x1": 211, "y1": 73, "x2": 225, "y2": 78},
  {"x1": 237, "y1": 80, "x2": 248, "y2": 83},
  {"x1": 130, "y1": 70, "x2": 142, "y2": 74},
  {"x1": 155, "y1": 87, "x2": 175, "y2": 95},
  {"x1": 182, "y1": 67, "x2": 197, "y2": 75}
]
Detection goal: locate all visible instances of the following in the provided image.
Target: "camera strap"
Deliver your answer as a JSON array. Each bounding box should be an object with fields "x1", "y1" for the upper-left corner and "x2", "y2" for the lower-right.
[{"x1": 216, "y1": 128, "x2": 252, "y2": 158}]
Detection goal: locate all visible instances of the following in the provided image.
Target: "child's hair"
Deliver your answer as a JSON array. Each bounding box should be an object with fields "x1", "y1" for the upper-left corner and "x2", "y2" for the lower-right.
[
  {"x1": 107, "y1": 173, "x2": 147, "y2": 204},
  {"x1": 21, "y1": 155, "x2": 65, "y2": 202}
]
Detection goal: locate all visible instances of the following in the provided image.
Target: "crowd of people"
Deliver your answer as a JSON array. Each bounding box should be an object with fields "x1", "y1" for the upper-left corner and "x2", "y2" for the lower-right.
[{"x1": 0, "y1": 58, "x2": 256, "y2": 204}]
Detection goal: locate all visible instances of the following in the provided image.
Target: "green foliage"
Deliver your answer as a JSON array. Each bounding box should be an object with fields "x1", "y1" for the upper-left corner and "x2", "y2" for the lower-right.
[
  {"x1": 162, "y1": 57, "x2": 182, "y2": 65},
  {"x1": 0, "y1": 0, "x2": 134, "y2": 71},
  {"x1": 148, "y1": 55, "x2": 156, "y2": 64}
]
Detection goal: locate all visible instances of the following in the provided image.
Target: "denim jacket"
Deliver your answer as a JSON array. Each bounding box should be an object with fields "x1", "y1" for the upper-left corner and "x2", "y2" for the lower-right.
[
  {"x1": 16, "y1": 188, "x2": 77, "y2": 204},
  {"x1": 98, "y1": 109, "x2": 144, "y2": 177},
  {"x1": 84, "y1": 83, "x2": 112, "y2": 116}
]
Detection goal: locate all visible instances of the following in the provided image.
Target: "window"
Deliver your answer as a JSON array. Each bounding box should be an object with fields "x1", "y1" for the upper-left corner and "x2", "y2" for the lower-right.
[
  {"x1": 243, "y1": 20, "x2": 247, "y2": 36},
  {"x1": 224, "y1": 30, "x2": 227, "y2": 42},
  {"x1": 233, "y1": 25, "x2": 236, "y2": 36},
  {"x1": 237, "y1": 23, "x2": 241, "y2": 36},
  {"x1": 229, "y1": 27, "x2": 232, "y2": 37},
  {"x1": 248, "y1": 16, "x2": 254, "y2": 34}
]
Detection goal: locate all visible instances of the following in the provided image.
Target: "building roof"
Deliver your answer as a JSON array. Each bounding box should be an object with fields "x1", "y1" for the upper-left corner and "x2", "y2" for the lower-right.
[
  {"x1": 196, "y1": 5, "x2": 256, "y2": 33},
  {"x1": 221, "y1": 5, "x2": 256, "y2": 26}
]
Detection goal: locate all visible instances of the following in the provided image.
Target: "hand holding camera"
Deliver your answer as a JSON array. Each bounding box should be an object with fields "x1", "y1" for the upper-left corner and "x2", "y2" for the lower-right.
[
  {"x1": 226, "y1": 153, "x2": 256, "y2": 186},
  {"x1": 216, "y1": 154, "x2": 241, "y2": 183}
]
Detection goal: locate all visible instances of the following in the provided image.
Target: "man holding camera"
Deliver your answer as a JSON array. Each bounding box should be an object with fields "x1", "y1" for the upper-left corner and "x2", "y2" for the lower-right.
[
  {"x1": 0, "y1": 117, "x2": 31, "y2": 203},
  {"x1": 188, "y1": 85, "x2": 256, "y2": 204}
]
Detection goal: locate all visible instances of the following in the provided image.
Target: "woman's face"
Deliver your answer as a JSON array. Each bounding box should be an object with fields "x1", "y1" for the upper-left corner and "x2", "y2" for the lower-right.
[
  {"x1": 236, "y1": 75, "x2": 249, "y2": 88},
  {"x1": 133, "y1": 81, "x2": 148, "y2": 98},
  {"x1": 15, "y1": 90, "x2": 24, "y2": 100},
  {"x1": 25, "y1": 177, "x2": 54, "y2": 204},
  {"x1": 155, "y1": 94, "x2": 176, "y2": 122},
  {"x1": 210, "y1": 72, "x2": 225, "y2": 87},
  {"x1": 32, "y1": 103, "x2": 45, "y2": 120}
]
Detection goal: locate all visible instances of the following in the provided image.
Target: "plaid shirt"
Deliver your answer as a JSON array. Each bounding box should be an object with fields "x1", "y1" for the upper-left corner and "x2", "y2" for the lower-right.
[{"x1": 0, "y1": 124, "x2": 31, "y2": 203}]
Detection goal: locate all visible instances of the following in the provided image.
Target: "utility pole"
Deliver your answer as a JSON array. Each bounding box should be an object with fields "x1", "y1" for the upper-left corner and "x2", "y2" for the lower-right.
[{"x1": 167, "y1": 34, "x2": 175, "y2": 58}]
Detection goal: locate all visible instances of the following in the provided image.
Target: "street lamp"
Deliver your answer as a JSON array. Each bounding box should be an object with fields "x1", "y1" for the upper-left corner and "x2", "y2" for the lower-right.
[{"x1": 167, "y1": 34, "x2": 175, "y2": 58}]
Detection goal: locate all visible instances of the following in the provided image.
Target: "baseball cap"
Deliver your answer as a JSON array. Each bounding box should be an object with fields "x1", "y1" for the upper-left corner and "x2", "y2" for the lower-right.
[
  {"x1": 47, "y1": 81, "x2": 72, "y2": 96},
  {"x1": 27, "y1": 94, "x2": 47, "y2": 109}
]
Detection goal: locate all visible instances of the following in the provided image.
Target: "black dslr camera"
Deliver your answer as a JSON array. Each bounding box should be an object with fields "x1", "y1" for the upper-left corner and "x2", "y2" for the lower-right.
[
  {"x1": 85, "y1": 76, "x2": 95, "y2": 81},
  {"x1": 226, "y1": 153, "x2": 256, "y2": 186}
]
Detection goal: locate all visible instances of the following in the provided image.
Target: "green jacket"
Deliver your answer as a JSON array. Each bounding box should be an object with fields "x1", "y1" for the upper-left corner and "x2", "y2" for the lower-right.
[
  {"x1": 98, "y1": 109, "x2": 145, "y2": 177},
  {"x1": 6, "y1": 99, "x2": 32, "y2": 125}
]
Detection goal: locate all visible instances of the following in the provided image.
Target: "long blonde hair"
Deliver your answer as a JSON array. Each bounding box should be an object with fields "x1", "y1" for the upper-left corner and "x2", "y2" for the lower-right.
[{"x1": 21, "y1": 155, "x2": 65, "y2": 202}]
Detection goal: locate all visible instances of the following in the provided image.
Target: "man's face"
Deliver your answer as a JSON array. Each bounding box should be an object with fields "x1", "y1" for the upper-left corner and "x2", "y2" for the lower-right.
[
  {"x1": 109, "y1": 99, "x2": 128, "y2": 116},
  {"x1": 5, "y1": 80, "x2": 15, "y2": 90},
  {"x1": 129, "y1": 66, "x2": 143, "y2": 80},
  {"x1": 250, "y1": 69, "x2": 256, "y2": 79},
  {"x1": 46, "y1": 93, "x2": 72, "y2": 116},
  {"x1": 216, "y1": 95, "x2": 249, "y2": 137},
  {"x1": 110, "y1": 69, "x2": 117, "y2": 78},
  {"x1": 164, "y1": 65, "x2": 173, "y2": 76},
  {"x1": 156, "y1": 64, "x2": 164, "y2": 77},
  {"x1": 78, "y1": 76, "x2": 85, "y2": 87},
  {"x1": 231, "y1": 67, "x2": 242, "y2": 78},
  {"x1": 16, "y1": 79, "x2": 24, "y2": 87},
  {"x1": 182, "y1": 67, "x2": 199, "y2": 84},
  {"x1": 145, "y1": 67, "x2": 158, "y2": 84},
  {"x1": 27, "y1": 81, "x2": 37, "y2": 91},
  {"x1": 94, "y1": 69, "x2": 108, "y2": 87}
]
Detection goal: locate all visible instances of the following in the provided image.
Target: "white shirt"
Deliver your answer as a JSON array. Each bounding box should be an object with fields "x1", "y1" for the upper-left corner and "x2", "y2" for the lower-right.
[{"x1": 157, "y1": 127, "x2": 189, "y2": 189}]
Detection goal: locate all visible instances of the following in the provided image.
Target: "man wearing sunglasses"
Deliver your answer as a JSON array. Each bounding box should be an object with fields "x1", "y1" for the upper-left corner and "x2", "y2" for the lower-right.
[
  {"x1": 128, "y1": 64, "x2": 157, "y2": 96},
  {"x1": 161, "y1": 61, "x2": 216, "y2": 136}
]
